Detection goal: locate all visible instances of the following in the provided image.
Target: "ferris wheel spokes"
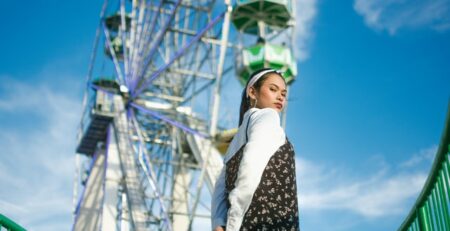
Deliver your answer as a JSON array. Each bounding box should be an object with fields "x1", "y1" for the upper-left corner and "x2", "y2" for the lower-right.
[
  {"x1": 128, "y1": 0, "x2": 183, "y2": 93},
  {"x1": 132, "y1": 10, "x2": 226, "y2": 98}
]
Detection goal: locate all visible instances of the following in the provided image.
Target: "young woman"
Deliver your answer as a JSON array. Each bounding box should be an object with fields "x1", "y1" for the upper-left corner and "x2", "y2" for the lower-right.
[{"x1": 211, "y1": 68, "x2": 300, "y2": 231}]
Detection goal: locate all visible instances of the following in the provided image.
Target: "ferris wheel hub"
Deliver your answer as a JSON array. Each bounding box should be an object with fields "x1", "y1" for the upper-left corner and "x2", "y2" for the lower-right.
[{"x1": 119, "y1": 85, "x2": 129, "y2": 94}]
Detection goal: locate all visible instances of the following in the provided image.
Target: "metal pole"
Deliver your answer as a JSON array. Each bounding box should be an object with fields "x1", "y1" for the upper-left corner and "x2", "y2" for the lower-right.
[{"x1": 209, "y1": 1, "x2": 232, "y2": 136}]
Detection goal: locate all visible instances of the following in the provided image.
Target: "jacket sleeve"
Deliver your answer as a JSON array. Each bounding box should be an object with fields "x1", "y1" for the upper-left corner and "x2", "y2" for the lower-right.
[
  {"x1": 211, "y1": 166, "x2": 227, "y2": 229},
  {"x1": 226, "y1": 108, "x2": 285, "y2": 231}
]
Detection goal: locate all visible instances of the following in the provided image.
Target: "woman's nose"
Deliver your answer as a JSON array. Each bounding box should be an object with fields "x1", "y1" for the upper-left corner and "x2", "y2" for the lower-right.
[{"x1": 277, "y1": 94, "x2": 284, "y2": 101}]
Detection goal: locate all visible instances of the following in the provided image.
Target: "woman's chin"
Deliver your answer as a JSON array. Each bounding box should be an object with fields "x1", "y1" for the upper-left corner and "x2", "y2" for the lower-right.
[{"x1": 272, "y1": 106, "x2": 282, "y2": 113}]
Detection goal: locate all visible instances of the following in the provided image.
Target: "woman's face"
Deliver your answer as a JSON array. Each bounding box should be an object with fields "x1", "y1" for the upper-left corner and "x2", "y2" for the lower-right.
[{"x1": 250, "y1": 74, "x2": 287, "y2": 113}]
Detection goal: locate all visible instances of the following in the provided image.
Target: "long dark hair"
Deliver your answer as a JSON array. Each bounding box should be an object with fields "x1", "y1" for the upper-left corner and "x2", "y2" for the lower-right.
[{"x1": 238, "y1": 68, "x2": 284, "y2": 126}]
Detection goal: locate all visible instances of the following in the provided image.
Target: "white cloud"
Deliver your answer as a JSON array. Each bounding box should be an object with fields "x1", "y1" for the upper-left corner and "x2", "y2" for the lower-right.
[
  {"x1": 0, "y1": 77, "x2": 82, "y2": 230},
  {"x1": 354, "y1": 0, "x2": 450, "y2": 34},
  {"x1": 295, "y1": 0, "x2": 318, "y2": 61},
  {"x1": 399, "y1": 145, "x2": 437, "y2": 168},
  {"x1": 297, "y1": 146, "x2": 435, "y2": 219}
]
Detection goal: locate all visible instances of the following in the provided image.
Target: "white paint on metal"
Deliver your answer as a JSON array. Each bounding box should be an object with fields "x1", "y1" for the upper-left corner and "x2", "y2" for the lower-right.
[{"x1": 101, "y1": 125, "x2": 123, "y2": 231}]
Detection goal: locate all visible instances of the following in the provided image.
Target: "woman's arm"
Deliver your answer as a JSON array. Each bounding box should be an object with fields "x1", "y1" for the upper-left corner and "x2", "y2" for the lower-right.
[
  {"x1": 226, "y1": 108, "x2": 285, "y2": 231},
  {"x1": 211, "y1": 166, "x2": 227, "y2": 229},
  {"x1": 213, "y1": 226, "x2": 226, "y2": 231}
]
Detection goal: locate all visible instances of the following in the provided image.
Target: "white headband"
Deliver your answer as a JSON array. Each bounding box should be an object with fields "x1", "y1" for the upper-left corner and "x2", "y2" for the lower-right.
[{"x1": 246, "y1": 69, "x2": 282, "y2": 97}]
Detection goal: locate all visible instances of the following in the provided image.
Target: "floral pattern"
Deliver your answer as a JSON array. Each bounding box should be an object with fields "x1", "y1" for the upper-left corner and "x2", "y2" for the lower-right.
[{"x1": 226, "y1": 139, "x2": 300, "y2": 231}]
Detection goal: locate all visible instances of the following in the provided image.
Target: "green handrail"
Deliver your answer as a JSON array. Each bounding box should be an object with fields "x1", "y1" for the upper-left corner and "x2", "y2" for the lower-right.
[
  {"x1": 0, "y1": 214, "x2": 26, "y2": 231},
  {"x1": 398, "y1": 104, "x2": 450, "y2": 231}
]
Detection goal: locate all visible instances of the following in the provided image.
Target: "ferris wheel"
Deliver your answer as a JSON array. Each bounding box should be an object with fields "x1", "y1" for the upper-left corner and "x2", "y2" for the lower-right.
[{"x1": 72, "y1": 0, "x2": 297, "y2": 231}]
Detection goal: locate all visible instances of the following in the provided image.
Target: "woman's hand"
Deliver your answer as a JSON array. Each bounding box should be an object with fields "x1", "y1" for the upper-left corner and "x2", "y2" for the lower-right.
[{"x1": 213, "y1": 226, "x2": 225, "y2": 231}]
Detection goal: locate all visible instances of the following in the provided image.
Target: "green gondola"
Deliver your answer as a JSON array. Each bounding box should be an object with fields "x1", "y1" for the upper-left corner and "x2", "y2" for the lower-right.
[
  {"x1": 105, "y1": 12, "x2": 131, "y2": 32},
  {"x1": 237, "y1": 43, "x2": 297, "y2": 85},
  {"x1": 231, "y1": 0, "x2": 293, "y2": 35}
]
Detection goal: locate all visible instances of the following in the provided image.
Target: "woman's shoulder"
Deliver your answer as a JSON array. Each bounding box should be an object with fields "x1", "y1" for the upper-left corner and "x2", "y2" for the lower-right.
[
  {"x1": 246, "y1": 107, "x2": 280, "y2": 125},
  {"x1": 246, "y1": 107, "x2": 286, "y2": 145}
]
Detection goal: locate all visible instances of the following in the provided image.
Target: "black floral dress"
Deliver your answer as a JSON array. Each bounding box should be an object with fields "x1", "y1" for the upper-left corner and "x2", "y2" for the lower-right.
[{"x1": 225, "y1": 139, "x2": 300, "y2": 231}]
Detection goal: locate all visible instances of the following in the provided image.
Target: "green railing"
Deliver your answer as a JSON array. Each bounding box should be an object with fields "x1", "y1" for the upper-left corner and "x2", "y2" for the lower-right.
[
  {"x1": 398, "y1": 105, "x2": 450, "y2": 231},
  {"x1": 0, "y1": 214, "x2": 26, "y2": 231}
]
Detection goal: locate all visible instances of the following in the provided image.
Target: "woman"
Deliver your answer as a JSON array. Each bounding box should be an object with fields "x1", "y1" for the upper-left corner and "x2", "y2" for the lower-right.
[{"x1": 211, "y1": 68, "x2": 300, "y2": 231}]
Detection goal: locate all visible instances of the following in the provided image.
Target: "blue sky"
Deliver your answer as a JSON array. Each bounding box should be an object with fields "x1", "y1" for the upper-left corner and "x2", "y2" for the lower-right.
[{"x1": 0, "y1": 0, "x2": 449, "y2": 231}]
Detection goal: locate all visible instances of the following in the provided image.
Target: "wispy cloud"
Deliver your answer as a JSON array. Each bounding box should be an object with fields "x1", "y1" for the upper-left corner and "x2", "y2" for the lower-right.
[
  {"x1": 298, "y1": 145, "x2": 435, "y2": 220},
  {"x1": 295, "y1": 0, "x2": 318, "y2": 61},
  {"x1": 399, "y1": 145, "x2": 437, "y2": 168},
  {"x1": 0, "y1": 76, "x2": 82, "y2": 230},
  {"x1": 353, "y1": 0, "x2": 450, "y2": 34}
]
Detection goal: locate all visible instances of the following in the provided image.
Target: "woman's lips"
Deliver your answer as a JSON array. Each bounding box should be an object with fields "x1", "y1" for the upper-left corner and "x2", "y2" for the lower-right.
[{"x1": 274, "y1": 103, "x2": 282, "y2": 109}]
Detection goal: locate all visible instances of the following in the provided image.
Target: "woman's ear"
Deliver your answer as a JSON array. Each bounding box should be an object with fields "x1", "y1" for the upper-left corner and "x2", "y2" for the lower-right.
[{"x1": 248, "y1": 86, "x2": 257, "y2": 100}]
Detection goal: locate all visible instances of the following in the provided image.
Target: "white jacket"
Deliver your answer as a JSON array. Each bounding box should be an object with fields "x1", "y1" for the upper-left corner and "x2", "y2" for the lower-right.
[{"x1": 211, "y1": 107, "x2": 286, "y2": 231}]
